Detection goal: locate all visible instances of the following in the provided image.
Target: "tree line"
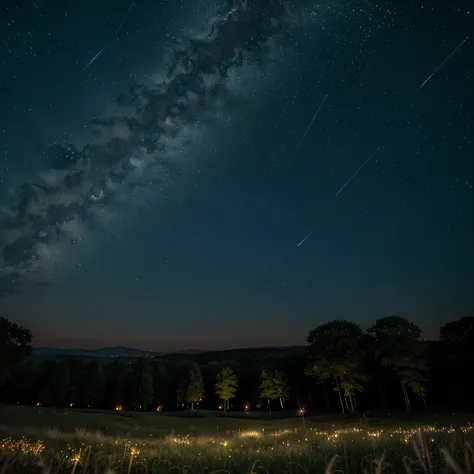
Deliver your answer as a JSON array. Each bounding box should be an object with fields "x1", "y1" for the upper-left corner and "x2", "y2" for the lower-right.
[{"x1": 0, "y1": 315, "x2": 473, "y2": 415}]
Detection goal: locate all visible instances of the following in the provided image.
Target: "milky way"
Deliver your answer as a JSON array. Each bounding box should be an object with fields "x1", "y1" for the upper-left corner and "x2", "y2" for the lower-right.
[{"x1": 0, "y1": 0, "x2": 325, "y2": 295}]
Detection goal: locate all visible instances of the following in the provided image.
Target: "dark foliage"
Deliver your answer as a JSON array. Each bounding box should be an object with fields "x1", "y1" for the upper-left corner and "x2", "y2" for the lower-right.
[{"x1": 0, "y1": 316, "x2": 473, "y2": 414}]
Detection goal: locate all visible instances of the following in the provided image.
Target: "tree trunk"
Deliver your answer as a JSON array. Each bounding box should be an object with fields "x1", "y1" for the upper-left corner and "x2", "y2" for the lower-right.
[
  {"x1": 223, "y1": 399, "x2": 227, "y2": 415},
  {"x1": 279, "y1": 397, "x2": 284, "y2": 409},
  {"x1": 335, "y1": 377, "x2": 345, "y2": 414},
  {"x1": 421, "y1": 393, "x2": 428, "y2": 410},
  {"x1": 405, "y1": 384, "x2": 411, "y2": 410},
  {"x1": 191, "y1": 402, "x2": 194, "y2": 411},
  {"x1": 401, "y1": 381, "x2": 411, "y2": 410},
  {"x1": 344, "y1": 396, "x2": 350, "y2": 412},
  {"x1": 349, "y1": 395, "x2": 355, "y2": 413},
  {"x1": 400, "y1": 381, "x2": 407, "y2": 408},
  {"x1": 268, "y1": 398, "x2": 272, "y2": 420}
]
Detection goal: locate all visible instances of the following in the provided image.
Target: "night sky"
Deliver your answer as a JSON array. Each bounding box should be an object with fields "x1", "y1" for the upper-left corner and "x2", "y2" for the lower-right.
[{"x1": 1, "y1": 0, "x2": 472, "y2": 351}]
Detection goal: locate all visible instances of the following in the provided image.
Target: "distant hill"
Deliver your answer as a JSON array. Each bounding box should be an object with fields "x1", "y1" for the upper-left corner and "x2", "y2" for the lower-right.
[
  {"x1": 32, "y1": 346, "x2": 161, "y2": 358},
  {"x1": 32, "y1": 345, "x2": 305, "y2": 359},
  {"x1": 164, "y1": 346, "x2": 308, "y2": 364}
]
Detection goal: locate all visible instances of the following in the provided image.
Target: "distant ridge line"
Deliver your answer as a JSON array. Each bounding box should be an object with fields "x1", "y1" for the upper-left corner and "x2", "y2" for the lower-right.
[{"x1": 32, "y1": 345, "x2": 307, "y2": 358}]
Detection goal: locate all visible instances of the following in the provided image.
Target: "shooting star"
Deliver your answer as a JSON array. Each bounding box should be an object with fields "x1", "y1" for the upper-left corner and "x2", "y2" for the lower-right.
[
  {"x1": 418, "y1": 37, "x2": 468, "y2": 91},
  {"x1": 335, "y1": 120, "x2": 400, "y2": 197},
  {"x1": 296, "y1": 94, "x2": 328, "y2": 151},
  {"x1": 335, "y1": 147, "x2": 381, "y2": 197},
  {"x1": 84, "y1": 45, "x2": 108, "y2": 70},
  {"x1": 115, "y1": 3, "x2": 135, "y2": 37},
  {"x1": 297, "y1": 232, "x2": 313, "y2": 247}
]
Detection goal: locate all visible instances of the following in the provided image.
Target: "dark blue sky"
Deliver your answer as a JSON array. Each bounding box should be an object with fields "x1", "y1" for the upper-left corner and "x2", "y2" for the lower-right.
[{"x1": 1, "y1": 0, "x2": 472, "y2": 350}]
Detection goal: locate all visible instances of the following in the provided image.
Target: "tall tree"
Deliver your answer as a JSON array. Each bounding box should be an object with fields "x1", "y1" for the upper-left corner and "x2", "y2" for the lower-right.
[
  {"x1": 367, "y1": 315, "x2": 427, "y2": 411},
  {"x1": 307, "y1": 320, "x2": 368, "y2": 413},
  {"x1": 185, "y1": 368, "x2": 204, "y2": 410},
  {"x1": 260, "y1": 368, "x2": 276, "y2": 419},
  {"x1": 260, "y1": 368, "x2": 288, "y2": 418},
  {"x1": 340, "y1": 370, "x2": 367, "y2": 412},
  {"x1": 215, "y1": 367, "x2": 238, "y2": 415},
  {"x1": 273, "y1": 370, "x2": 290, "y2": 409},
  {"x1": 439, "y1": 317, "x2": 474, "y2": 409},
  {"x1": 0, "y1": 317, "x2": 32, "y2": 386},
  {"x1": 440, "y1": 316, "x2": 474, "y2": 345}
]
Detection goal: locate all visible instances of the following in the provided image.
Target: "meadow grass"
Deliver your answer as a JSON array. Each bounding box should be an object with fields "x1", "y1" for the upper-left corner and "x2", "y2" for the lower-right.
[{"x1": 1, "y1": 405, "x2": 474, "y2": 473}]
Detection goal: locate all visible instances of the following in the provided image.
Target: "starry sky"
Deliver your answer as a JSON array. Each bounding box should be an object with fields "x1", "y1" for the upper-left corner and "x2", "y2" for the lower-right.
[{"x1": 1, "y1": 0, "x2": 472, "y2": 351}]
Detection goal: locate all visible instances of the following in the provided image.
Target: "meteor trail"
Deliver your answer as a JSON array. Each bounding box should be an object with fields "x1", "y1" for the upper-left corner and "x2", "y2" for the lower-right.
[
  {"x1": 296, "y1": 94, "x2": 328, "y2": 151},
  {"x1": 335, "y1": 120, "x2": 400, "y2": 197},
  {"x1": 83, "y1": 3, "x2": 133, "y2": 71},
  {"x1": 115, "y1": 3, "x2": 134, "y2": 37},
  {"x1": 335, "y1": 147, "x2": 381, "y2": 197},
  {"x1": 297, "y1": 232, "x2": 313, "y2": 247},
  {"x1": 84, "y1": 45, "x2": 108, "y2": 70},
  {"x1": 418, "y1": 37, "x2": 468, "y2": 91}
]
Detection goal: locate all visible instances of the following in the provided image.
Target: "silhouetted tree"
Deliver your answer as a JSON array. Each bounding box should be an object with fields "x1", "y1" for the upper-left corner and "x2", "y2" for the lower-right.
[
  {"x1": 437, "y1": 317, "x2": 474, "y2": 411},
  {"x1": 367, "y1": 315, "x2": 427, "y2": 411},
  {"x1": 440, "y1": 317, "x2": 474, "y2": 345},
  {"x1": 2, "y1": 315, "x2": 473, "y2": 413},
  {"x1": 0, "y1": 317, "x2": 32, "y2": 386},
  {"x1": 307, "y1": 320, "x2": 368, "y2": 413}
]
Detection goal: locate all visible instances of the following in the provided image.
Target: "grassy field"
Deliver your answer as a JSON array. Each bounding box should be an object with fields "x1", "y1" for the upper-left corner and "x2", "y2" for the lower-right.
[{"x1": 1, "y1": 405, "x2": 474, "y2": 473}]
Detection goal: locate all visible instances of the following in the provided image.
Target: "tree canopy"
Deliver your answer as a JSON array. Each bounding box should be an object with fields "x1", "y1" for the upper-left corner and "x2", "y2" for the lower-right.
[
  {"x1": 185, "y1": 368, "x2": 204, "y2": 409},
  {"x1": 440, "y1": 316, "x2": 474, "y2": 345},
  {"x1": 368, "y1": 315, "x2": 427, "y2": 410},
  {"x1": 306, "y1": 320, "x2": 368, "y2": 413},
  {"x1": 215, "y1": 367, "x2": 238, "y2": 414},
  {"x1": 0, "y1": 316, "x2": 32, "y2": 385},
  {"x1": 1, "y1": 314, "x2": 473, "y2": 414},
  {"x1": 260, "y1": 368, "x2": 289, "y2": 418}
]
